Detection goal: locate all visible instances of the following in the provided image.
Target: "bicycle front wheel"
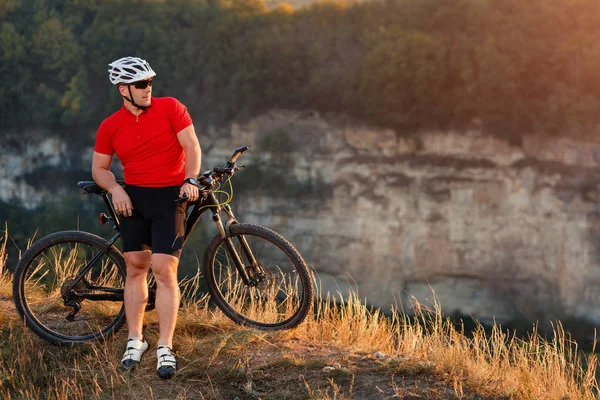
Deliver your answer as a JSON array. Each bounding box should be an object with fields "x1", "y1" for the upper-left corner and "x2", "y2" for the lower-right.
[
  {"x1": 203, "y1": 224, "x2": 314, "y2": 330},
  {"x1": 12, "y1": 231, "x2": 127, "y2": 345}
]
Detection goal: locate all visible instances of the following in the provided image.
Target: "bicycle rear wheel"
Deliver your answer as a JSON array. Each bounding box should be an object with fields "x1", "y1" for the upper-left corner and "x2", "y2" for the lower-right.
[
  {"x1": 203, "y1": 224, "x2": 313, "y2": 330},
  {"x1": 12, "y1": 231, "x2": 127, "y2": 345}
]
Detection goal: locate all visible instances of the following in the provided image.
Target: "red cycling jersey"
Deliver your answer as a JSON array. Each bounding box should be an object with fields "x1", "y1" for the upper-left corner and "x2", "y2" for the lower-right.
[{"x1": 94, "y1": 97, "x2": 193, "y2": 187}]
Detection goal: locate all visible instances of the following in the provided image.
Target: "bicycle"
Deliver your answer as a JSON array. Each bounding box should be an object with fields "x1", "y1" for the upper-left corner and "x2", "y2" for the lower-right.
[{"x1": 12, "y1": 146, "x2": 314, "y2": 346}]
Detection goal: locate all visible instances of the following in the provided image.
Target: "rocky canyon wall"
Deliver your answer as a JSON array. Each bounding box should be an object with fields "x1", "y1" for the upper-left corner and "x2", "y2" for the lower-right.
[
  {"x1": 4, "y1": 111, "x2": 600, "y2": 327},
  {"x1": 207, "y1": 111, "x2": 600, "y2": 327}
]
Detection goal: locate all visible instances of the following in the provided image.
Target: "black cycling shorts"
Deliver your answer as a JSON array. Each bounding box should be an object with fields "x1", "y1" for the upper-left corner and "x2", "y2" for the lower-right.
[{"x1": 119, "y1": 185, "x2": 186, "y2": 257}]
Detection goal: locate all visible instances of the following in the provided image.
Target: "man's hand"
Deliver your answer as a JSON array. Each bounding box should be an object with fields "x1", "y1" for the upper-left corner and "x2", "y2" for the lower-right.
[
  {"x1": 180, "y1": 183, "x2": 199, "y2": 202},
  {"x1": 110, "y1": 186, "x2": 133, "y2": 217}
]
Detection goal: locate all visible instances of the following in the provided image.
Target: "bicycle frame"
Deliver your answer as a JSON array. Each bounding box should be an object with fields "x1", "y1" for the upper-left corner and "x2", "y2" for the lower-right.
[{"x1": 68, "y1": 146, "x2": 259, "y2": 302}]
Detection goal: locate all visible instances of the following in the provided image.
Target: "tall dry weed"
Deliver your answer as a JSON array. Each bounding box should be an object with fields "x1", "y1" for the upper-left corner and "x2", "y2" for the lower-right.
[
  {"x1": 0, "y1": 225, "x2": 6, "y2": 275},
  {"x1": 0, "y1": 258, "x2": 598, "y2": 399},
  {"x1": 0, "y1": 225, "x2": 10, "y2": 297},
  {"x1": 174, "y1": 271, "x2": 600, "y2": 399}
]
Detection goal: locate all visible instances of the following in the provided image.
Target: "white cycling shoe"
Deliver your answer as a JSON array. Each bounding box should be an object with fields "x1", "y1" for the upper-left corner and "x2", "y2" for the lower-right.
[
  {"x1": 121, "y1": 338, "x2": 149, "y2": 369},
  {"x1": 156, "y1": 345, "x2": 177, "y2": 379}
]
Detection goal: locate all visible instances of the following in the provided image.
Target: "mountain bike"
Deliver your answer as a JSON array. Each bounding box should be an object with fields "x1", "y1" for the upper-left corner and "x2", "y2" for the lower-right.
[{"x1": 12, "y1": 146, "x2": 314, "y2": 346}]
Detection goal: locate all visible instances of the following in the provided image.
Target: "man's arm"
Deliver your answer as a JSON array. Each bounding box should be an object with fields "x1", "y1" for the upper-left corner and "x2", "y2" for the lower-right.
[
  {"x1": 177, "y1": 125, "x2": 201, "y2": 201},
  {"x1": 92, "y1": 151, "x2": 133, "y2": 216},
  {"x1": 92, "y1": 152, "x2": 120, "y2": 192},
  {"x1": 177, "y1": 125, "x2": 201, "y2": 179}
]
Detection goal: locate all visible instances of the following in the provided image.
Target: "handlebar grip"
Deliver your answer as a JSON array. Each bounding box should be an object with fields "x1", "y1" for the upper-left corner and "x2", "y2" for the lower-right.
[
  {"x1": 175, "y1": 193, "x2": 188, "y2": 205},
  {"x1": 230, "y1": 146, "x2": 249, "y2": 163}
]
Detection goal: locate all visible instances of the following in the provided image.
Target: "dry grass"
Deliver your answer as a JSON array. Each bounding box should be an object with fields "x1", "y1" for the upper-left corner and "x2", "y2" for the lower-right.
[{"x1": 0, "y1": 228, "x2": 598, "y2": 399}]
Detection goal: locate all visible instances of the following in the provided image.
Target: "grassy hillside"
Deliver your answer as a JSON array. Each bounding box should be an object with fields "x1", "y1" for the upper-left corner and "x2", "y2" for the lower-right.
[{"x1": 0, "y1": 231, "x2": 598, "y2": 399}]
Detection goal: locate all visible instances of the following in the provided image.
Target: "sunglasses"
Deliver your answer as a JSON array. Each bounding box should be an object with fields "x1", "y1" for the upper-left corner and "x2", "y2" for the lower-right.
[{"x1": 130, "y1": 79, "x2": 153, "y2": 89}]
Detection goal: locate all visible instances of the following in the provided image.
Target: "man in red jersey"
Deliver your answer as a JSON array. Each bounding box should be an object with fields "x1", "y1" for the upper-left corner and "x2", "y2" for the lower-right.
[{"x1": 92, "y1": 56, "x2": 201, "y2": 379}]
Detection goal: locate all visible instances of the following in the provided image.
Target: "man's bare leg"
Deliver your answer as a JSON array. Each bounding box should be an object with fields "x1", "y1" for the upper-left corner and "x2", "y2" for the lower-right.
[
  {"x1": 151, "y1": 253, "x2": 180, "y2": 348},
  {"x1": 124, "y1": 250, "x2": 152, "y2": 339}
]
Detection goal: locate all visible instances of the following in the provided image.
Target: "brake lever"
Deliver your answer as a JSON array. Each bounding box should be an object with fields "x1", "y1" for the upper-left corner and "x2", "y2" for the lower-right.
[{"x1": 175, "y1": 193, "x2": 188, "y2": 205}]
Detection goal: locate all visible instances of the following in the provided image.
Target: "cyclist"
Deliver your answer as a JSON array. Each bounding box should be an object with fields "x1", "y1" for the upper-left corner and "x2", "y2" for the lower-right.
[{"x1": 92, "y1": 56, "x2": 201, "y2": 379}]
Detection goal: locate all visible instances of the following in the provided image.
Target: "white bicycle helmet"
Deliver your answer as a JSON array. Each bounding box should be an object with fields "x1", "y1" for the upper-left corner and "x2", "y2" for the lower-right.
[{"x1": 108, "y1": 56, "x2": 156, "y2": 85}]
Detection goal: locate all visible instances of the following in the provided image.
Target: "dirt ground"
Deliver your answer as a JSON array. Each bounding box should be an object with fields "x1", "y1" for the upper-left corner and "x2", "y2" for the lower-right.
[{"x1": 1, "y1": 294, "x2": 502, "y2": 399}]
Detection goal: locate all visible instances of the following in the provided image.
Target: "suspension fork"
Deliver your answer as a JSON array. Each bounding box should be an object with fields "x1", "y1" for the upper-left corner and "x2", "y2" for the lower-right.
[
  {"x1": 223, "y1": 204, "x2": 260, "y2": 270},
  {"x1": 209, "y1": 195, "x2": 259, "y2": 286}
]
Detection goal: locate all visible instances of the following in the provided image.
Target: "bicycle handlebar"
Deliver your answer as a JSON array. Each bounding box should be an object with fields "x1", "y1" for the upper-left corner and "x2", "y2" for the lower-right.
[
  {"x1": 230, "y1": 146, "x2": 249, "y2": 163},
  {"x1": 174, "y1": 146, "x2": 250, "y2": 205},
  {"x1": 198, "y1": 146, "x2": 250, "y2": 187}
]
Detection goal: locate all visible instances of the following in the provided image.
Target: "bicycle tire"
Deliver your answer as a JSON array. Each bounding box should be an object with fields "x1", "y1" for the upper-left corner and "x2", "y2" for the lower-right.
[
  {"x1": 12, "y1": 231, "x2": 127, "y2": 346},
  {"x1": 203, "y1": 224, "x2": 313, "y2": 330}
]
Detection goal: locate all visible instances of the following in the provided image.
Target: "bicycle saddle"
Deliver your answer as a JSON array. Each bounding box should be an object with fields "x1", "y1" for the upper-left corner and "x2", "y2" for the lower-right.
[{"x1": 78, "y1": 180, "x2": 125, "y2": 195}]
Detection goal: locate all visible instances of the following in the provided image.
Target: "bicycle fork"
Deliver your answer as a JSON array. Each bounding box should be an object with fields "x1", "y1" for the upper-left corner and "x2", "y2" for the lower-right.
[{"x1": 211, "y1": 201, "x2": 264, "y2": 287}]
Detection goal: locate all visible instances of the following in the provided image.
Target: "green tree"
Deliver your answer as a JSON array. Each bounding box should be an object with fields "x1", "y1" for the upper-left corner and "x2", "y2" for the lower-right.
[
  {"x1": 31, "y1": 17, "x2": 81, "y2": 83},
  {"x1": 60, "y1": 67, "x2": 92, "y2": 129},
  {"x1": 0, "y1": 22, "x2": 28, "y2": 130},
  {"x1": 0, "y1": 0, "x2": 15, "y2": 18},
  {"x1": 360, "y1": 28, "x2": 442, "y2": 131}
]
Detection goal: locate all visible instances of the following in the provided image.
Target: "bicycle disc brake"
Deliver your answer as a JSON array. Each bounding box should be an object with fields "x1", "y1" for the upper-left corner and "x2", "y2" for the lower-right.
[{"x1": 248, "y1": 264, "x2": 274, "y2": 290}]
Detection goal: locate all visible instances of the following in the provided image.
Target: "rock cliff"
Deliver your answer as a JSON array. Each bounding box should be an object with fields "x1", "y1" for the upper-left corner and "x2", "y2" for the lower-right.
[
  {"x1": 207, "y1": 111, "x2": 600, "y2": 327},
  {"x1": 4, "y1": 111, "x2": 600, "y2": 327}
]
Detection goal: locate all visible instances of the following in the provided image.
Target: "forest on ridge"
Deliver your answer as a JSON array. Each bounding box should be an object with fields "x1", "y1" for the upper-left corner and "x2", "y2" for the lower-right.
[{"x1": 2, "y1": 0, "x2": 600, "y2": 145}]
